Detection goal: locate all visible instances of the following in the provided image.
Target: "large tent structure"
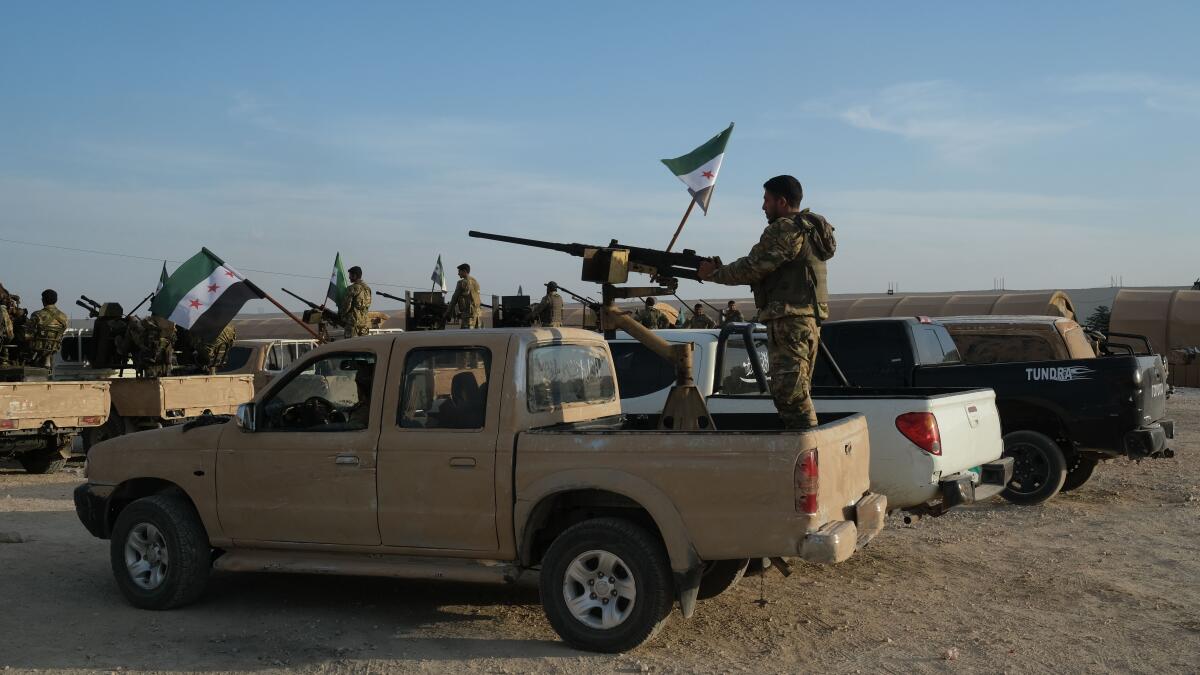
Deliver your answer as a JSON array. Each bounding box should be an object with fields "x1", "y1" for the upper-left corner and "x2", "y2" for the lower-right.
[{"x1": 1110, "y1": 289, "x2": 1200, "y2": 387}]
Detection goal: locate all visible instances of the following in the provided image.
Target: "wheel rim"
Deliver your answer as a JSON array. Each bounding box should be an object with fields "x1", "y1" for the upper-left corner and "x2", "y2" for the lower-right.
[
  {"x1": 562, "y1": 549, "x2": 637, "y2": 630},
  {"x1": 1005, "y1": 442, "x2": 1049, "y2": 495},
  {"x1": 124, "y1": 523, "x2": 169, "y2": 590}
]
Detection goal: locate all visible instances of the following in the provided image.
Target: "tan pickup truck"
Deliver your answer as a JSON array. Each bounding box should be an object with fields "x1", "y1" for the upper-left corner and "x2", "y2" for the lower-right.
[
  {"x1": 75, "y1": 329, "x2": 885, "y2": 652},
  {"x1": 1, "y1": 380, "x2": 110, "y2": 473},
  {"x1": 219, "y1": 338, "x2": 318, "y2": 393}
]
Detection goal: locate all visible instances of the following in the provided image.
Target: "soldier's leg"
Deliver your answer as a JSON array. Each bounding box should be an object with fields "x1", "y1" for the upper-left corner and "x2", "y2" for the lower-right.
[{"x1": 766, "y1": 316, "x2": 818, "y2": 429}]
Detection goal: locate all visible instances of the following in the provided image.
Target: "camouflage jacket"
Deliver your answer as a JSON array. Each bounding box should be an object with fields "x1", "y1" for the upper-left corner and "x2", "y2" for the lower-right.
[
  {"x1": 0, "y1": 305, "x2": 11, "y2": 343},
  {"x1": 687, "y1": 312, "x2": 716, "y2": 329},
  {"x1": 340, "y1": 281, "x2": 373, "y2": 330},
  {"x1": 196, "y1": 324, "x2": 237, "y2": 369},
  {"x1": 709, "y1": 211, "x2": 829, "y2": 322},
  {"x1": 633, "y1": 306, "x2": 670, "y2": 330},
  {"x1": 721, "y1": 308, "x2": 745, "y2": 325},
  {"x1": 25, "y1": 304, "x2": 69, "y2": 352},
  {"x1": 533, "y1": 292, "x2": 563, "y2": 326},
  {"x1": 449, "y1": 276, "x2": 481, "y2": 319}
]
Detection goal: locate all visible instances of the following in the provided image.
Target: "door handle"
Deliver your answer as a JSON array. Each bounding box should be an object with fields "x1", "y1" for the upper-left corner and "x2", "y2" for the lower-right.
[
  {"x1": 335, "y1": 455, "x2": 360, "y2": 465},
  {"x1": 449, "y1": 457, "x2": 477, "y2": 468}
]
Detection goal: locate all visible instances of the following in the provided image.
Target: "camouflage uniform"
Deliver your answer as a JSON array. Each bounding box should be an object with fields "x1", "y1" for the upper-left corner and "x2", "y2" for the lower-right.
[
  {"x1": 710, "y1": 211, "x2": 830, "y2": 429},
  {"x1": 448, "y1": 275, "x2": 482, "y2": 329},
  {"x1": 0, "y1": 305, "x2": 11, "y2": 345},
  {"x1": 722, "y1": 307, "x2": 745, "y2": 325},
  {"x1": 24, "y1": 304, "x2": 69, "y2": 369},
  {"x1": 340, "y1": 280, "x2": 373, "y2": 338},
  {"x1": 633, "y1": 305, "x2": 670, "y2": 330},
  {"x1": 687, "y1": 311, "x2": 716, "y2": 329},
  {"x1": 194, "y1": 324, "x2": 237, "y2": 374},
  {"x1": 532, "y1": 290, "x2": 563, "y2": 327}
]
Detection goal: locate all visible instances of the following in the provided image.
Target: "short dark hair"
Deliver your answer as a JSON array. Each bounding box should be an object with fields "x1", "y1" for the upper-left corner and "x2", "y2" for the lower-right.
[
  {"x1": 458, "y1": 263, "x2": 471, "y2": 272},
  {"x1": 763, "y1": 175, "x2": 803, "y2": 207},
  {"x1": 693, "y1": 303, "x2": 703, "y2": 310},
  {"x1": 727, "y1": 300, "x2": 737, "y2": 306},
  {"x1": 42, "y1": 289, "x2": 57, "y2": 305},
  {"x1": 348, "y1": 266, "x2": 362, "y2": 278},
  {"x1": 644, "y1": 296, "x2": 656, "y2": 305}
]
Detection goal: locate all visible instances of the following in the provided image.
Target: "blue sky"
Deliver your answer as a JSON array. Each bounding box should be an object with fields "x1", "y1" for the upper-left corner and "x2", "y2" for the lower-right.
[{"x1": 2, "y1": 2, "x2": 1198, "y2": 315}]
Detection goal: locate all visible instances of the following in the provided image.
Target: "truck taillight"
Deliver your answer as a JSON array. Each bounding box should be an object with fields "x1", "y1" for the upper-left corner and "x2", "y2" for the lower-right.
[
  {"x1": 80, "y1": 416, "x2": 103, "y2": 425},
  {"x1": 896, "y1": 412, "x2": 941, "y2": 455},
  {"x1": 794, "y1": 450, "x2": 819, "y2": 514},
  {"x1": 0, "y1": 419, "x2": 14, "y2": 430}
]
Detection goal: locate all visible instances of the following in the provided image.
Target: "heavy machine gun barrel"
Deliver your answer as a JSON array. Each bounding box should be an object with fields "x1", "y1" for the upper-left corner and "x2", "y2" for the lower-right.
[
  {"x1": 553, "y1": 283, "x2": 599, "y2": 308},
  {"x1": 80, "y1": 295, "x2": 103, "y2": 310},
  {"x1": 281, "y1": 288, "x2": 343, "y2": 326},
  {"x1": 468, "y1": 230, "x2": 718, "y2": 283},
  {"x1": 375, "y1": 290, "x2": 492, "y2": 309},
  {"x1": 76, "y1": 299, "x2": 100, "y2": 318}
]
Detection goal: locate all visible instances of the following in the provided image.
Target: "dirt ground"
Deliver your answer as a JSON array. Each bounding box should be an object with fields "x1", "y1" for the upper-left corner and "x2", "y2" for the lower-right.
[{"x1": 2, "y1": 392, "x2": 1198, "y2": 674}]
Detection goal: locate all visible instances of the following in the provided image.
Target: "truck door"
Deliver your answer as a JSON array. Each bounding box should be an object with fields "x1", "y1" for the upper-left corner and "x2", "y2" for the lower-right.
[
  {"x1": 376, "y1": 343, "x2": 503, "y2": 552},
  {"x1": 216, "y1": 349, "x2": 382, "y2": 546}
]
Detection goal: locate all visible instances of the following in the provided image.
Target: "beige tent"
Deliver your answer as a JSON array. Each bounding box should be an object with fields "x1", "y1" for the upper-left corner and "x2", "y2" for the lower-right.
[
  {"x1": 1111, "y1": 289, "x2": 1200, "y2": 387},
  {"x1": 826, "y1": 291, "x2": 1076, "y2": 322}
]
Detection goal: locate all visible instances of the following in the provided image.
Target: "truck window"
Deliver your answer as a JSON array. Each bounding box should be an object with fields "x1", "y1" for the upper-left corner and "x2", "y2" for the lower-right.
[
  {"x1": 934, "y1": 328, "x2": 963, "y2": 363},
  {"x1": 719, "y1": 336, "x2": 770, "y2": 395},
  {"x1": 260, "y1": 352, "x2": 376, "y2": 431},
  {"x1": 610, "y1": 342, "x2": 676, "y2": 399},
  {"x1": 952, "y1": 333, "x2": 1057, "y2": 364},
  {"x1": 398, "y1": 348, "x2": 491, "y2": 430},
  {"x1": 219, "y1": 346, "x2": 253, "y2": 372},
  {"x1": 528, "y1": 344, "x2": 616, "y2": 412},
  {"x1": 816, "y1": 322, "x2": 912, "y2": 387},
  {"x1": 913, "y1": 326, "x2": 958, "y2": 364}
]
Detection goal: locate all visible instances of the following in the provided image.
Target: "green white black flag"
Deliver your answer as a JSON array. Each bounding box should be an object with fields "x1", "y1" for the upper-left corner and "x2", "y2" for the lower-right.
[
  {"x1": 660, "y1": 123, "x2": 734, "y2": 214},
  {"x1": 156, "y1": 261, "x2": 169, "y2": 294},
  {"x1": 326, "y1": 252, "x2": 348, "y2": 306},
  {"x1": 150, "y1": 248, "x2": 264, "y2": 341},
  {"x1": 431, "y1": 255, "x2": 446, "y2": 292}
]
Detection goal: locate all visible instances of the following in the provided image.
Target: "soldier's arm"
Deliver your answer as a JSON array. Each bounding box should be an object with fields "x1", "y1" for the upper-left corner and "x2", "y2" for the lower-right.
[{"x1": 710, "y1": 222, "x2": 805, "y2": 286}]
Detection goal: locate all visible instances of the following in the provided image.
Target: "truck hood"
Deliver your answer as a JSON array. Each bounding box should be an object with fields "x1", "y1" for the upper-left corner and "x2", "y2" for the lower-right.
[{"x1": 87, "y1": 421, "x2": 228, "y2": 483}]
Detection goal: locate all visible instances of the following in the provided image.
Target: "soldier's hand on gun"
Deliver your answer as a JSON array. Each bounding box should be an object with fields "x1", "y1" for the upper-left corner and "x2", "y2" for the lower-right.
[{"x1": 697, "y1": 260, "x2": 718, "y2": 281}]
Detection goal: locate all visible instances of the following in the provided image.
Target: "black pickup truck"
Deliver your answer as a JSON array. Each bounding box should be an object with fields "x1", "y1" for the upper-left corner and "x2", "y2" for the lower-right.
[{"x1": 813, "y1": 317, "x2": 1174, "y2": 505}]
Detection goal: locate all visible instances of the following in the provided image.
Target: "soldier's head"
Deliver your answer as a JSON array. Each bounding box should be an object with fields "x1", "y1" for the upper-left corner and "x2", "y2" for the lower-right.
[
  {"x1": 457, "y1": 263, "x2": 470, "y2": 279},
  {"x1": 41, "y1": 289, "x2": 57, "y2": 306},
  {"x1": 644, "y1": 297, "x2": 656, "y2": 307},
  {"x1": 727, "y1": 300, "x2": 737, "y2": 309},
  {"x1": 546, "y1": 281, "x2": 558, "y2": 292},
  {"x1": 693, "y1": 303, "x2": 703, "y2": 313},
  {"x1": 762, "y1": 175, "x2": 803, "y2": 221},
  {"x1": 348, "y1": 266, "x2": 363, "y2": 282}
]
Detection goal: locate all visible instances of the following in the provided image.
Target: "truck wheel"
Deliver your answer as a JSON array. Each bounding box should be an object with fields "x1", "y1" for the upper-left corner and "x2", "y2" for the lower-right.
[
  {"x1": 1001, "y1": 430, "x2": 1067, "y2": 505},
  {"x1": 539, "y1": 517, "x2": 673, "y2": 653},
  {"x1": 1060, "y1": 454, "x2": 1099, "y2": 493},
  {"x1": 697, "y1": 559, "x2": 750, "y2": 600},
  {"x1": 109, "y1": 495, "x2": 211, "y2": 610},
  {"x1": 17, "y1": 448, "x2": 67, "y2": 474}
]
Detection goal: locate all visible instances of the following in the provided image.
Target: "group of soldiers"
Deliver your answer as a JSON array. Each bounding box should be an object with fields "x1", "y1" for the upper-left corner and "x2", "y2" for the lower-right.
[
  {"x1": 0, "y1": 285, "x2": 70, "y2": 370},
  {"x1": 631, "y1": 297, "x2": 746, "y2": 330}
]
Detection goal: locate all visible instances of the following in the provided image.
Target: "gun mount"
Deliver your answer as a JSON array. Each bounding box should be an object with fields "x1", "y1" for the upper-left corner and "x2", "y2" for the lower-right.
[
  {"x1": 281, "y1": 287, "x2": 344, "y2": 332},
  {"x1": 469, "y1": 230, "x2": 718, "y2": 431}
]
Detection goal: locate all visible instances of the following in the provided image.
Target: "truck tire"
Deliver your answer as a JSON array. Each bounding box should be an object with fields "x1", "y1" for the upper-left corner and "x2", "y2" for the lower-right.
[
  {"x1": 1060, "y1": 454, "x2": 1099, "y2": 493},
  {"x1": 1000, "y1": 430, "x2": 1067, "y2": 505},
  {"x1": 109, "y1": 495, "x2": 211, "y2": 610},
  {"x1": 17, "y1": 448, "x2": 67, "y2": 474},
  {"x1": 539, "y1": 517, "x2": 673, "y2": 653},
  {"x1": 697, "y1": 559, "x2": 750, "y2": 600}
]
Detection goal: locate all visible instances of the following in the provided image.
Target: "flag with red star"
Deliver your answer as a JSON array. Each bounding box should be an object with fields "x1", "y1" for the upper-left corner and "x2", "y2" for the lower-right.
[
  {"x1": 150, "y1": 248, "x2": 264, "y2": 340},
  {"x1": 660, "y1": 123, "x2": 733, "y2": 214}
]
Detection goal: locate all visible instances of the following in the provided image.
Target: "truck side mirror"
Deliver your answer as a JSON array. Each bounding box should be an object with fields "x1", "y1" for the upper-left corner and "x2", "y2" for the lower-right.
[{"x1": 235, "y1": 403, "x2": 257, "y2": 431}]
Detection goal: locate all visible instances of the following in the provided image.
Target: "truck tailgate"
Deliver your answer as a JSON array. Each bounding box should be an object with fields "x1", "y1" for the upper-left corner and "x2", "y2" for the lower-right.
[
  {"x1": 0, "y1": 381, "x2": 111, "y2": 430},
  {"x1": 111, "y1": 375, "x2": 255, "y2": 418}
]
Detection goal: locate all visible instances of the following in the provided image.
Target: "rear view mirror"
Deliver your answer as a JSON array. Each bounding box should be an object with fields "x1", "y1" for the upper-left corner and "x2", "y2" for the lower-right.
[{"x1": 235, "y1": 403, "x2": 257, "y2": 431}]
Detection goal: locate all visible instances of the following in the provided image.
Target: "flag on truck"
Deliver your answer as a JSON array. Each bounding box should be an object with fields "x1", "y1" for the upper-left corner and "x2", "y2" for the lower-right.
[
  {"x1": 325, "y1": 252, "x2": 348, "y2": 307},
  {"x1": 660, "y1": 123, "x2": 733, "y2": 214},
  {"x1": 431, "y1": 255, "x2": 446, "y2": 292},
  {"x1": 150, "y1": 248, "x2": 264, "y2": 340},
  {"x1": 155, "y1": 261, "x2": 169, "y2": 294}
]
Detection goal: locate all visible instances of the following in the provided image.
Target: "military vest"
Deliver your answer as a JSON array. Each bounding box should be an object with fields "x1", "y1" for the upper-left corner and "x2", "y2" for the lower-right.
[
  {"x1": 538, "y1": 293, "x2": 563, "y2": 326},
  {"x1": 27, "y1": 305, "x2": 68, "y2": 353},
  {"x1": 751, "y1": 212, "x2": 829, "y2": 318}
]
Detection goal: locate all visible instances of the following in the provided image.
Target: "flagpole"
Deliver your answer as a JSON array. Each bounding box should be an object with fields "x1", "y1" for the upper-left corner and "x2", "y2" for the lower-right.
[
  {"x1": 665, "y1": 199, "x2": 696, "y2": 252},
  {"x1": 244, "y1": 279, "x2": 324, "y2": 342}
]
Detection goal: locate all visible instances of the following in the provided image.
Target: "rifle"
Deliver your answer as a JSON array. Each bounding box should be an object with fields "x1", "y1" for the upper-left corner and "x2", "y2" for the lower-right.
[
  {"x1": 281, "y1": 288, "x2": 344, "y2": 327},
  {"x1": 468, "y1": 231, "x2": 720, "y2": 289},
  {"x1": 553, "y1": 283, "x2": 599, "y2": 308},
  {"x1": 375, "y1": 290, "x2": 493, "y2": 309}
]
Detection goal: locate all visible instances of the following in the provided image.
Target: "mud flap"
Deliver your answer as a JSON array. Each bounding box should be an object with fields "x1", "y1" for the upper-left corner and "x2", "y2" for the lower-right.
[{"x1": 675, "y1": 567, "x2": 703, "y2": 619}]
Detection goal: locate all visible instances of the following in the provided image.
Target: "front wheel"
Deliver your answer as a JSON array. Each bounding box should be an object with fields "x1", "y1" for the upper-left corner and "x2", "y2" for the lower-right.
[
  {"x1": 1000, "y1": 430, "x2": 1067, "y2": 505},
  {"x1": 539, "y1": 518, "x2": 673, "y2": 653},
  {"x1": 109, "y1": 495, "x2": 211, "y2": 610}
]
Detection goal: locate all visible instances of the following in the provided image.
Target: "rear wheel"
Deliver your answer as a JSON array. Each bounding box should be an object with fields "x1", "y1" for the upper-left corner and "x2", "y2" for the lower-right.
[
  {"x1": 1000, "y1": 430, "x2": 1067, "y2": 505},
  {"x1": 1060, "y1": 453, "x2": 1099, "y2": 493},
  {"x1": 17, "y1": 447, "x2": 67, "y2": 474},
  {"x1": 539, "y1": 517, "x2": 673, "y2": 653},
  {"x1": 697, "y1": 559, "x2": 750, "y2": 600},
  {"x1": 109, "y1": 495, "x2": 211, "y2": 610}
]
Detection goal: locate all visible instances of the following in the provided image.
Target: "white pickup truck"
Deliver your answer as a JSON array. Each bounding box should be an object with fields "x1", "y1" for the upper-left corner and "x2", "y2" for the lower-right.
[{"x1": 611, "y1": 326, "x2": 1013, "y2": 520}]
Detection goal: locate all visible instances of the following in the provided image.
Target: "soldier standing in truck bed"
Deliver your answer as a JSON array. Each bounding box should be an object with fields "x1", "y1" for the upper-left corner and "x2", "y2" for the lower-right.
[
  {"x1": 721, "y1": 300, "x2": 745, "y2": 325},
  {"x1": 633, "y1": 297, "x2": 670, "y2": 330},
  {"x1": 448, "y1": 263, "x2": 481, "y2": 329},
  {"x1": 532, "y1": 282, "x2": 563, "y2": 327},
  {"x1": 340, "y1": 266, "x2": 372, "y2": 338},
  {"x1": 686, "y1": 303, "x2": 716, "y2": 329},
  {"x1": 699, "y1": 175, "x2": 836, "y2": 430},
  {"x1": 192, "y1": 324, "x2": 237, "y2": 374},
  {"x1": 24, "y1": 289, "x2": 70, "y2": 370}
]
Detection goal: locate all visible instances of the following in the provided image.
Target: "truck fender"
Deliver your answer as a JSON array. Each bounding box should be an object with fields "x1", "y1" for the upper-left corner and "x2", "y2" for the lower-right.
[{"x1": 516, "y1": 468, "x2": 701, "y2": 574}]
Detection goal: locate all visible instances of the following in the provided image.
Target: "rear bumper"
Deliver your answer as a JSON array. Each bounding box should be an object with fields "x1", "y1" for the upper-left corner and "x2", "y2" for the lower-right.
[
  {"x1": 938, "y1": 457, "x2": 1015, "y2": 508},
  {"x1": 73, "y1": 483, "x2": 113, "y2": 539},
  {"x1": 798, "y1": 492, "x2": 887, "y2": 565},
  {"x1": 1124, "y1": 420, "x2": 1174, "y2": 458}
]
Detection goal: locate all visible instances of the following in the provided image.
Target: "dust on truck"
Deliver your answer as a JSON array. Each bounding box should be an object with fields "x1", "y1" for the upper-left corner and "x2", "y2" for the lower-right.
[
  {"x1": 75, "y1": 329, "x2": 885, "y2": 653},
  {"x1": 1, "y1": 380, "x2": 110, "y2": 473}
]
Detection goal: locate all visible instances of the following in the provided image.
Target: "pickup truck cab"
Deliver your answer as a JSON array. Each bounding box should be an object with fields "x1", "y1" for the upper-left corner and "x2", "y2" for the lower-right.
[
  {"x1": 610, "y1": 327, "x2": 1012, "y2": 519},
  {"x1": 75, "y1": 329, "x2": 885, "y2": 653},
  {"x1": 219, "y1": 338, "x2": 318, "y2": 392},
  {"x1": 816, "y1": 317, "x2": 1174, "y2": 505}
]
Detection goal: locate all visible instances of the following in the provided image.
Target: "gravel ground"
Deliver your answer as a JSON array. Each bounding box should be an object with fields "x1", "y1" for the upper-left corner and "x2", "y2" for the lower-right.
[{"x1": 1, "y1": 391, "x2": 1197, "y2": 674}]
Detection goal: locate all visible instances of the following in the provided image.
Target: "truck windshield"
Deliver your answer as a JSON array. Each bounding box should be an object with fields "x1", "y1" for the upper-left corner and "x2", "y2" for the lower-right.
[
  {"x1": 219, "y1": 347, "x2": 253, "y2": 372},
  {"x1": 528, "y1": 344, "x2": 616, "y2": 412},
  {"x1": 720, "y1": 336, "x2": 769, "y2": 395}
]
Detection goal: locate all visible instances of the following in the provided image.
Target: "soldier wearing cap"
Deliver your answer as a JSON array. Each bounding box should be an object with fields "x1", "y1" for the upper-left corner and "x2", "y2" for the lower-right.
[
  {"x1": 447, "y1": 263, "x2": 482, "y2": 329},
  {"x1": 339, "y1": 266, "x2": 372, "y2": 338},
  {"x1": 532, "y1": 281, "x2": 564, "y2": 328},
  {"x1": 687, "y1": 303, "x2": 716, "y2": 329},
  {"x1": 633, "y1": 297, "x2": 670, "y2": 330}
]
